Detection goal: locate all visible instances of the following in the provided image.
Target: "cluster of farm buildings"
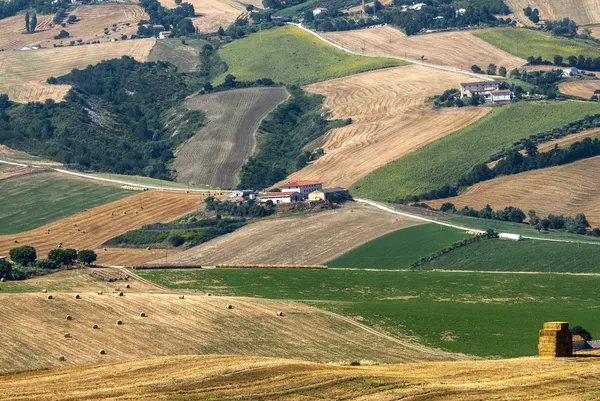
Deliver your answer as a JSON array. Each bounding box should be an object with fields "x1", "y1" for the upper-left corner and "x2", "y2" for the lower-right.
[{"x1": 231, "y1": 181, "x2": 347, "y2": 203}]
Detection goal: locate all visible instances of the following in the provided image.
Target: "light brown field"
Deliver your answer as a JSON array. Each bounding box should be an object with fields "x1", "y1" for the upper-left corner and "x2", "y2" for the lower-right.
[
  {"x1": 174, "y1": 87, "x2": 289, "y2": 189},
  {"x1": 322, "y1": 25, "x2": 526, "y2": 71},
  {"x1": 0, "y1": 190, "x2": 203, "y2": 261},
  {"x1": 559, "y1": 80, "x2": 600, "y2": 99},
  {"x1": 147, "y1": 203, "x2": 422, "y2": 266},
  {"x1": 506, "y1": 0, "x2": 600, "y2": 25},
  {"x1": 3, "y1": 352, "x2": 600, "y2": 400},
  {"x1": 536, "y1": 128, "x2": 600, "y2": 152},
  {"x1": 588, "y1": 24, "x2": 600, "y2": 40},
  {"x1": 0, "y1": 5, "x2": 147, "y2": 51},
  {"x1": 159, "y1": 0, "x2": 246, "y2": 32},
  {"x1": 0, "y1": 38, "x2": 155, "y2": 102},
  {"x1": 344, "y1": 0, "x2": 392, "y2": 13},
  {"x1": 0, "y1": 165, "x2": 40, "y2": 180},
  {"x1": 427, "y1": 155, "x2": 600, "y2": 226},
  {"x1": 281, "y1": 65, "x2": 490, "y2": 188},
  {"x1": 0, "y1": 290, "x2": 463, "y2": 374}
]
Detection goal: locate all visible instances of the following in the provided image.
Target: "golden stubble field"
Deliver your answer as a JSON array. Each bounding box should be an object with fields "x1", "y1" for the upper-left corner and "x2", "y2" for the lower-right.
[
  {"x1": 281, "y1": 65, "x2": 491, "y2": 188},
  {"x1": 158, "y1": 0, "x2": 248, "y2": 32},
  {"x1": 559, "y1": 80, "x2": 600, "y2": 99},
  {"x1": 506, "y1": 0, "x2": 600, "y2": 26}
]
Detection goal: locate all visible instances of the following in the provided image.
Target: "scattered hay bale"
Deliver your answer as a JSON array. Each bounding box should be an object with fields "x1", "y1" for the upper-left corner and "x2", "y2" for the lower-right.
[
  {"x1": 13, "y1": 240, "x2": 18, "y2": 243},
  {"x1": 103, "y1": 248, "x2": 107, "y2": 251},
  {"x1": 66, "y1": 315, "x2": 73, "y2": 320},
  {"x1": 126, "y1": 284, "x2": 131, "y2": 289},
  {"x1": 47, "y1": 295, "x2": 53, "y2": 300},
  {"x1": 64, "y1": 333, "x2": 72, "y2": 338},
  {"x1": 207, "y1": 293, "x2": 212, "y2": 296},
  {"x1": 140, "y1": 312, "x2": 147, "y2": 317},
  {"x1": 58, "y1": 355, "x2": 66, "y2": 362},
  {"x1": 179, "y1": 295, "x2": 185, "y2": 299},
  {"x1": 116, "y1": 320, "x2": 123, "y2": 325},
  {"x1": 99, "y1": 349, "x2": 106, "y2": 355},
  {"x1": 97, "y1": 290, "x2": 103, "y2": 295},
  {"x1": 226, "y1": 304, "x2": 233, "y2": 310},
  {"x1": 276, "y1": 311, "x2": 284, "y2": 317},
  {"x1": 42, "y1": 289, "x2": 47, "y2": 293},
  {"x1": 118, "y1": 292, "x2": 124, "y2": 296},
  {"x1": 0, "y1": 278, "x2": 5, "y2": 282},
  {"x1": 75, "y1": 294, "x2": 81, "y2": 299},
  {"x1": 92, "y1": 324, "x2": 99, "y2": 329},
  {"x1": 539, "y1": 321, "x2": 573, "y2": 357}
]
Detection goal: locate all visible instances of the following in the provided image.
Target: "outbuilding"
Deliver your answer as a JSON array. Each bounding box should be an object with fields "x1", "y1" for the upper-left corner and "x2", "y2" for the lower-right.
[
  {"x1": 308, "y1": 187, "x2": 347, "y2": 201},
  {"x1": 258, "y1": 192, "x2": 303, "y2": 204}
]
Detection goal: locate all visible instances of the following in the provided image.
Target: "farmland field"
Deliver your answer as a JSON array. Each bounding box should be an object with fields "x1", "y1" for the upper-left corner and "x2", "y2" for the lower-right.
[
  {"x1": 0, "y1": 172, "x2": 131, "y2": 235},
  {"x1": 0, "y1": 5, "x2": 146, "y2": 52},
  {"x1": 535, "y1": 128, "x2": 600, "y2": 152},
  {"x1": 146, "y1": 203, "x2": 421, "y2": 266},
  {"x1": 0, "y1": 164, "x2": 38, "y2": 181},
  {"x1": 158, "y1": 0, "x2": 246, "y2": 32},
  {"x1": 91, "y1": 173, "x2": 203, "y2": 190},
  {"x1": 174, "y1": 87, "x2": 289, "y2": 189},
  {"x1": 322, "y1": 26, "x2": 526, "y2": 71},
  {"x1": 506, "y1": 0, "x2": 600, "y2": 26},
  {"x1": 139, "y1": 268, "x2": 600, "y2": 358},
  {"x1": 351, "y1": 101, "x2": 600, "y2": 201},
  {"x1": 0, "y1": 38, "x2": 155, "y2": 102},
  {"x1": 215, "y1": 25, "x2": 403, "y2": 85},
  {"x1": 559, "y1": 80, "x2": 600, "y2": 99},
  {"x1": 473, "y1": 28, "x2": 600, "y2": 61},
  {"x1": 282, "y1": 65, "x2": 490, "y2": 188},
  {"x1": 426, "y1": 155, "x2": 600, "y2": 227},
  {"x1": 147, "y1": 39, "x2": 209, "y2": 73},
  {"x1": 327, "y1": 224, "x2": 470, "y2": 269}
]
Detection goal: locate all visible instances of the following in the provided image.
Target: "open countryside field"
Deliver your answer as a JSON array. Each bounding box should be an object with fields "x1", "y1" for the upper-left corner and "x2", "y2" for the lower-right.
[
  {"x1": 506, "y1": 0, "x2": 600, "y2": 26},
  {"x1": 158, "y1": 0, "x2": 246, "y2": 32},
  {"x1": 427, "y1": 155, "x2": 600, "y2": 227},
  {"x1": 282, "y1": 66, "x2": 490, "y2": 188},
  {"x1": 351, "y1": 101, "x2": 600, "y2": 201},
  {"x1": 0, "y1": 4, "x2": 147, "y2": 51},
  {"x1": 559, "y1": 79, "x2": 600, "y2": 99},
  {"x1": 473, "y1": 28, "x2": 600, "y2": 61},
  {"x1": 215, "y1": 25, "x2": 403, "y2": 85},
  {"x1": 0, "y1": 189, "x2": 204, "y2": 261},
  {"x1": 0, "y1": 172, "x2": 131, "y2": 235},
  {"x1": 322, "y1": 25, "x2": 526, "y2": 71},
  {"x1": 0, "y1": 38, "x2": 155, "y2": 102},
  {"x1": 174, "y1": 87, "x2": 289, "y2": 189},
  {"x1": 328, "y1": 224, "x2": 470, "y2": 269},
  {"x1": 147, "y1": 39, "x2": 209, "y2": 73},
  {"x1": 0, "y1": 164, "x2": 39, "y2": 181},
  {"x1": 139, "y1": 268, "x2": 600, "y2": 358},
  {"x1": 146, "y1": 203, "x2": 421, "y2": 266}
]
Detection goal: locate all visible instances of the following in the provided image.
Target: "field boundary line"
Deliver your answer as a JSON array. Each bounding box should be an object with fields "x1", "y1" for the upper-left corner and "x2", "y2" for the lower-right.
[
  {"x1": 114, "y1": 266, "x2": 169, "y2": 290},
  {"x1": 289, "y1": 23, "x2": 494, "y2": 81}
]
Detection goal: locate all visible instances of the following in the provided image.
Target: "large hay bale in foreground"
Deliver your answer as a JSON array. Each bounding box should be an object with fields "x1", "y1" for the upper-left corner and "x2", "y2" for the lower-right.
[{"x1": 539, "y1": 321, "x2": 573, "y2": 357}]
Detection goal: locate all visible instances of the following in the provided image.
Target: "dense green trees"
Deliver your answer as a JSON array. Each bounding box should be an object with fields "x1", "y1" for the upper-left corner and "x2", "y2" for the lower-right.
[
  {"x1": 77, "y1": 249, "x2": 97, "y2": 265},
  {"x1": 205, "y1": 197, "x2": 274, "y2": 217},
  {"x1": 9, "y1": 246, "x2": 37, "y2": 266},
  {"x1": 0, "y1": 0, "x2": 62, "y2": 22},
  {"x1": 48, "y1": 248, "x2": 77, "y2": 266},
  {"x1": 136, "y1": 0, "x2": 195, "y2": 38}
]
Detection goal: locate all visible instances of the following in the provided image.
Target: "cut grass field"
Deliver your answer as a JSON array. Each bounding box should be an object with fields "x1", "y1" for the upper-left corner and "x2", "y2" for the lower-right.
[
  {"x1": 174, "y1": 87, "x2": 289, "y2": 188},
  {"x1": 281, "y1": 65, "x2": 490, "y2": 188},
  {"x1": 327, "y1": 224, "x2": 470, "y2": 269},
  {"x1": 147, "y1": 39, "x2": 209, "y2": 73},
  {"x1": 322, "y1": 25, "x2": 526, "y2": 71},
  {"x1": 506, "y1": 0, "x2": 600, "y2": 26},
  {"x1": 215, "y1": 25, "x2": 403, "y2": 85},
  {"x1": 473, "y1": 28, "x2": 600, "y2": 61},
  {"x1": 0, "y1": 172, "x2": 131, "y2": 235},
  {"x1": 559, "y1": 79, "x2": 600, "y2": 99},
  {"x1": 0, "y1": 38, "x2": 155, "y2": 102},
  {"x1": 139, "y1": 268, "x2": 600, "y2": 358},
  {"x1": 351, "y1": 101, "x2": 600, "y2": 201}
]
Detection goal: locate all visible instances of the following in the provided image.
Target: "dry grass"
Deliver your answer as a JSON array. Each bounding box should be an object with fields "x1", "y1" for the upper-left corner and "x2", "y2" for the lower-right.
[
  {"x1": 280, "y1": 65, "x2": 490, "y2": 188},
  {"x1": 0, "y1": 5, "x2": 147, "y2": 51},
  {"x1": 0, "y1": 291, "x2": 463, "y2": 374},
  {"x1": 536, "y1": 128, "x2": 600, "y2": 152},
  {"x1": 2, "y1": 352, "x2": 600, "y2": 400},
  {"x1": 559, "y1": 80, "x2": 600, "y2": 99},
  {"x1": 0, "y1": 165, "x2": 41, "y2": 181},
  {"x1": 321, "y1": 25, "x2": 526, "y2": 71},
  {"x1": 174, "y1": 87, "x2": 289, "y2": 189},
  {"x1": 0, "y1": 190, "x2": 203, "y2": 262},
  {"x1": 0, "y1": 38, "x2": 155, "y2": 102},
  {"x1": 158, "y1": 0, "x2": 245, "y2": 32},
  {"x1": 427, "y1": 155, "x2": 600, "y2": 226},
  {"x1": 506, "y1": 0, "x2": 600, "y2": 25},
  {"x1": 147, "y1": 203, "x2": 422, "y2": 266}
]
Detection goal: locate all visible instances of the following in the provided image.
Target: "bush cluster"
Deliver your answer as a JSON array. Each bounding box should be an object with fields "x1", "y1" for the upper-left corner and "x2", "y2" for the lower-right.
[{"x1": 205, "y1": 197, "x2": 274, "y2": 217}]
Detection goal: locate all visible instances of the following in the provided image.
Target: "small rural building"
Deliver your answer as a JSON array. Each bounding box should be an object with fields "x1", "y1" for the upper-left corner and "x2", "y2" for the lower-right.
[
  {"x1": 313, "y1": 7, "x2": 329, "y2": 16},
  {"x1": 573, "y1": 335, "x2": 587, "y2": 351},
  {"x1": 308, "y1": 187, "x2": 347, "y2": 201},
  {"x1": 562, "y1": 67, "x2": 579, "y2": 77},
  {"x1": 258, "y1": 192, "x2": 303, "y2": 204},
  {"x1": 491, "y1": 90, "x2": 511, "y2": 104},
  {"x1": 499, "y1": 232, "x2": 522, "y2": 241},
  {"x1": 159, "y1": 31, "x2": 171, "y2": 39},
  {"x1": 456, "y1": 8, "x2": 466, "y2": 15},
  {"x1": 409, "y1": 2, "x2": 426, "y2": 10},
  {"x1": 280, "y1": 180, "x2": 323, "y2": 199},
  {"x1": 460, "y1": 81, "x2": 500, "y2": 100},
  {"x1": 230, "y1": 190, "x2": 255, "y2": 199}
]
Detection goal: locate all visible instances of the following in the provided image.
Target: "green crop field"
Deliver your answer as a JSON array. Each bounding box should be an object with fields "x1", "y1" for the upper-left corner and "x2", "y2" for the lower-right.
[
  {"x1": 0, "y1": 172, "x2": 131, "y2": 234},
  {"x1": 138, "y1": 268, "x2": 600, "y2": 358},
  {"x1": 473, "y1": 28, "x2": 600, "y2": 60},
  {"x1": 215, "y1": 25, "x2": 404, "y2": 85},
  {"x1": 327, "y1": 224, "x2": 470, "y2": 269},
  {"x1": 351, "y1": 101, "x2": 600, "y2": 201}
]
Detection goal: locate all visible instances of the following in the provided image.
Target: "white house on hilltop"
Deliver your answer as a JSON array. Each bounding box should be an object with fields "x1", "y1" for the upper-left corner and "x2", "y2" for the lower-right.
[
  {"x1": 279, "y1": 181, "x2": 323, "y2": 199},
  {"x1": 313, "y1": 7, "x2": 328, "y2": 16}
]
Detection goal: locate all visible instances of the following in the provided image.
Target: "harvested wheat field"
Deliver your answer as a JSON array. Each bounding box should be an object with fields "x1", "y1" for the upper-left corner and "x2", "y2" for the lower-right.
[
  {"x1": 322, "y1": 25, "x2": 525, "y2": 71},
  {"x1": 0, "y1": 4, "x2": 147, "y2": 51},
  {"x1": 159, "y1": 0, "x2": 245, "y2": 32},
  {"x1": 536, "y1": 128, "x2": 600, "y2": 153},
  {"x1": 3, "y1": 353, "x2": 600, "y2": 400},
  {"x1": 0, "y1": 292, "x2": 463, "y2": 374},
  {"x1": 0, "y1": 38, "x2": 155, "y2": 102},
  {"x1": 0, "y1": 165, "x2": 40, "y2": 181},
  {"x1": 174, "y1": 87, "x2": 289, "y2": 188},
  {"x1": 428, "y1": 155, "x2": 600, "y2": 226},
  {"x1": 559, "y1": 80, "x2": 600, "y2": 99},
  {"x1": 506, "y1": 0, "x2": 600, "y2": 25},
  {"x1": 281, "y1": 66, "x2": 490, "y2": 188},
  {"x1": 96, "y1": 247, "x2": 183, "y2": 267},
  {"x1": 147, "y1": 203, "x2": 422, "y2": 266},
  {"x1": 0, "y1": 190, "x2": 203, "y2": 260}
]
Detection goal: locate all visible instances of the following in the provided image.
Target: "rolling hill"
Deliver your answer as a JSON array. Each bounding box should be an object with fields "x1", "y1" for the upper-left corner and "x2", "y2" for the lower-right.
[
  {"x1": 506, "y1": 0, "x2": 600, "y2": 26},
  {"x1": 158, "y1": 0, "x2": 247, "y2": 32},
  {"x1": 559, "y1": 80, "x2": 600, "y2": 99}
]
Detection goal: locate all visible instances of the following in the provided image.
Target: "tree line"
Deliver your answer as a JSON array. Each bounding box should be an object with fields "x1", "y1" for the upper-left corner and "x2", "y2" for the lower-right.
[{"x1": 205, "y1": 197, "x2": 274, "y2": 217}]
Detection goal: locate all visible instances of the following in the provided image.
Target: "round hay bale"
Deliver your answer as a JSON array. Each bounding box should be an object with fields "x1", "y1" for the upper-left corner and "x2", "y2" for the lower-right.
[
  {"x1": 66, "y1": 315, "x2": 73, "y2": 320},
  {"x1": 47, "y1": 295, "x2": 53, "y2": 300},
  {"x1": 226, "y1": 304, "x2": 233, "y2": 310},
  {"x1": 146, "y1": 247, "x2": 151, "y2": 251},
  {"x1": 97, "y1": 290, "x2": 103, "y2": 295},
  {"x1": 277, "y1": 311, "x2": 284, "y2": 317},
  {"x1": 42, "y1": 289, "x2": 47, "y2": 293},
  {"x1": 116, "y1": 320, "x2": 123, "y2": 325},
  {"x1": 75, "y1": 294, "x2": 81, "y2": 299},
  {"x1": 58, "y1": 355, "x2": 66, "y2": 361},
  {"x1": 99, "y1": 349, "x2": 106, "y2": 355},
  {"x1": 1, "y1": 278, "x2": 6, "y2": 282},
  {"x1": 207, "y1": 293, "x2": 212, "y2": 296},
  {"x1": 92, "y1": 324, "x2": 99, "y2": 329},
  {"x1": 140, "y1": 312, "x2": 147, "y2": 318},
  {"x1": 103, "y1": 248, "x2": 107, "y2": 251},
  {"x1": 13, "y1": 239, "x2": 18, "y2": 243},
  {"x1": 64, "y1": 333, "x2": 71, "y2": 338},
  {"x1": 179, "y1": 295, "x2": 185, "y2": 299},
  {"x1": 118, "y1": 292, "x2": 124, "y2": 296},
  {"x1": 126, "y1": 284, "x2": 131, "y2": 289}
]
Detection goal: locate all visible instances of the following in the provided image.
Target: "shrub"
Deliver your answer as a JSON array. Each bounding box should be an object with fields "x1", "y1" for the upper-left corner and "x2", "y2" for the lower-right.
[
  {"x1": 9, "y1": 246, "x2": 37, "y2": 266},
  {"x1": 48, "y1": 248, "x2": 77, "y2": 266},
  {"x1": 0, "y1": 259, "x2": 13, "y2": 278},
  {"x1": 36, "y1": 258, "x2": 59, "y2": 269},
  {"x1": 168, "y1": 234, "x2": 185, "y2": 247}
]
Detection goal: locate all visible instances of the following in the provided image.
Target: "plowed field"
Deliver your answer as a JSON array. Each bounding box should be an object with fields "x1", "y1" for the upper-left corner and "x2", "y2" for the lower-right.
[
  {"x1": 158, "y1": 0, "x2": 245, "y2": 32},
  {"x1": 559, "y1": 80, "x2": 600, "y2": 99},
  {"x1": 174, "y1": 87, "x2": 289, "y2": 189},
  {"x1": 322, "y1": 25, "x2": 526, "y2": 71},
  {"x1": 506, "y1": 0, "x2": 600, "y2": 25},
  {"x1": 281, "y1": 65, "x2": 490, "y2": 188},
  {"x1": 427, "y1": 155, "x2": 600, "y2": 226},
  {"x1": 0, "y1": 38, "x2": 155, "y2": 102}
]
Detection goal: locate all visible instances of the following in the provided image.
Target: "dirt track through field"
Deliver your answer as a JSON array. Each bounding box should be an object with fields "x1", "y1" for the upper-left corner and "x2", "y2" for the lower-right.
[
  {"x1": 281, "y1": 65, "x2": 490, "y2": 188},
  {"x1": 158, "y1": 0, "x2": 246, "y2": 32},
  {"x1": 321, "y1": 25, "x2": 525, "y2": 71},
  {"x1": 506, "y1": 0, "x2": 600, "y2": 25},
  {"x1": 427, "y1": 155, "x2": 600, "y2": 227},
  {"x1": 559, "y1": 80, "x2": 600, "y2": 99},
  {"x1": 147, "y1": 203, "x2": 422, "y2": 265},
  {"x1": 175, "y1": 87, "x2": 289, "y2": 189},
  {"x1": 0, "y1": 38, "x2": 155, "y2": 102}
]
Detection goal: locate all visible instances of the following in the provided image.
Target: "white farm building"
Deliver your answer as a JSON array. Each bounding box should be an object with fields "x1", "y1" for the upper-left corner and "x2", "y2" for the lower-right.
[{"x1": 258, "y1": 192, "x2": 303, "y2": 204}]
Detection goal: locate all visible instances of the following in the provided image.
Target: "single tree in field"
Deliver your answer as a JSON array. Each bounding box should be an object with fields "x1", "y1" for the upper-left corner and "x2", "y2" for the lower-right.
[
  {"x1": 31, "y1": 13, "x2": 38, "y2": 33},
  {"x1": 0, "y1": 259, "x2": 13, "y2": 279},
  {"x1": 553, "y1": 55, "x2": 563, "y2": 66},
  {"x1": 9, "y1": 246, "x2": 37, "y2": 266},
  {"x1": 498, "y1": 66, "x2": 507, "y2": 77},
  {"x1": 25, "y1": 11, "x2": 30, "y2": 33},
  {"x1": 487, "y1": 63, "x2": 497, "y2": 75},
  {"x1": 77, "y1": 249, "x2": 97, "y2": 265}
]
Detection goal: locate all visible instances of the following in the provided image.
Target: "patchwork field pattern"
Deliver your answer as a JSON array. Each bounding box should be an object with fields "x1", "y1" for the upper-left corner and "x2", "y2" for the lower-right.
[
  {"x1": 282, "y1": 65, "x2": 490, "y2": 188},
  {"x1": 174, "y1": 87, "x2": 289, "y2": 188},
  {"x1": 158, "y1": 0, "x2": 246, "y2": 32},
  {"x1": 559, "y1": 80, "x2": 600, "y2": 99}
]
